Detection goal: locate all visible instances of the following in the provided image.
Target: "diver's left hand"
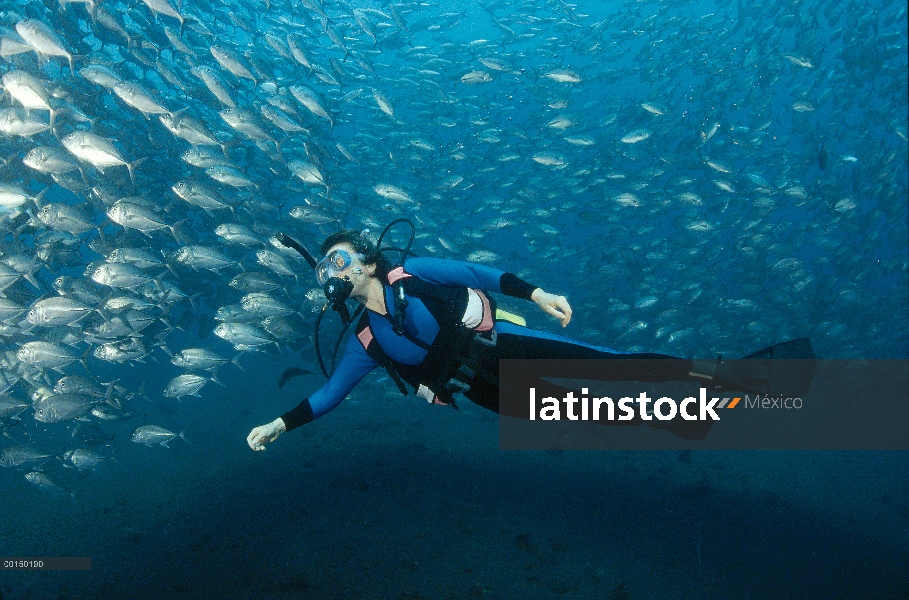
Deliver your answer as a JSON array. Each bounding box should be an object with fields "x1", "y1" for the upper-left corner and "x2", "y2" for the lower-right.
[{"x1": 531, "y1": 289, "x2": 572, "y2": 327}]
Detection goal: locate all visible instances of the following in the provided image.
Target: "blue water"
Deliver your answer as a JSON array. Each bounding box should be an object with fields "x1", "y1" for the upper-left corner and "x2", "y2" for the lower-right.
[{"x1": 1, "y1": 0, "x2": 907, "y2": 597}]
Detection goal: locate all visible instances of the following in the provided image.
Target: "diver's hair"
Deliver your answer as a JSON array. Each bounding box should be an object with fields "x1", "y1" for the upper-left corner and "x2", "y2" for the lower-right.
[{"x1": 320, "y1": 229, "x2": 391, "y2": 278}]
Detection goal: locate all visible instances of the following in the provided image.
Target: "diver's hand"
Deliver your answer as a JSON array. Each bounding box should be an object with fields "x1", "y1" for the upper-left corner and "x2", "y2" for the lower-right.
[
  {"x1": 247, "y1": 418, "x2": 286, "y2": 451},
  {"x1": 531, "y1": 289, "x2": 572, "y2": 327}
]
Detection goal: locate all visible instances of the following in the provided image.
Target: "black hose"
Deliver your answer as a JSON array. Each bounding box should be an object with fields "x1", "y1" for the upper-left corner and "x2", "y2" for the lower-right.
[
  {"x1": 329, "y1": 304, "x2": 364, "y2": 376},
  {"x1": 375, "y1": 218, "x2": 415, "y2": 262},
  {"x1": 314, "y1": 305, "x2": 330, "y2": 379},
  {"x1": 275, "y1": 232, "x2": 317, "y2": 269}
]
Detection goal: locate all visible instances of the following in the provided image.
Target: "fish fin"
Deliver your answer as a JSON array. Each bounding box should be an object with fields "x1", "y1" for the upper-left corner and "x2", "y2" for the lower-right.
[
  {"x1": 231, "y1": 352, "x2": 245, "y2": 371},
  {"x1": 33, "y1": 186, "x2": 51, "y2": 209},
  {"x1": 21, "y1": 254, "x2": 42, "y2": 290},
  {"x1": 179, "y1": 429, "x2": 191, "y2": 445},
  {"x1": 104, "y1": 382, "x2": 122, "y2": 409},
  {"x1": 169, "y1": 107, "x2": 189, "y2": 121},
  {"x1": 132, "y1": 338, "x2": 147, "y2": 354},
  {"x1": 157, "y1": 314, "x2": 175, "y2": 334},
  {"x1": 80, "y1": 347, "x2": 92, "y2": 373},
  {"x1": 188, "y1": 292, "x2": 202, "y2": 313},
  {"x1": 126, "y1": 157, "x2": 147, "y2": 188},
  {"x1": 96, "y1": 295, "x2": 114, "y2": 322},
  {"x1": 169, "y1": 218, "x2": 188, "y2": 244},
  {"x1": 210, "y1": 367, "x2": 224, "y2": 387}
]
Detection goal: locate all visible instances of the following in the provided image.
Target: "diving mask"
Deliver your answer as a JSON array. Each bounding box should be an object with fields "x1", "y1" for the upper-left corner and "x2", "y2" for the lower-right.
[{"x1": 315, "y1": 249, "x2": 364, "y2": 286}]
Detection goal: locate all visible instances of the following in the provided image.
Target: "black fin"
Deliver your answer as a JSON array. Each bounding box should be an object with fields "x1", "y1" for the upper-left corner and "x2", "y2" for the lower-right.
[
  {"x1": 278, "y1": 367, "x2": 311, "y2": 389},
  {"x1": 716, "y1": 338, "x2": 817, "y2": 396}
]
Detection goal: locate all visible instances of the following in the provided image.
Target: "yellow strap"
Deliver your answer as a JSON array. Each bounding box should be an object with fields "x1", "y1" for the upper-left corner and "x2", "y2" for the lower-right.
[{"x1": 495, "y1": 308, "x2": 526, "y2": 327}]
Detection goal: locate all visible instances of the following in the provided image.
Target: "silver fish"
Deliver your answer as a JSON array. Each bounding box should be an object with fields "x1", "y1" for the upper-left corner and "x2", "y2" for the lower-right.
[
  {"x1": 240, "y1": 293, "x2": 293, "y2": 317},
  {"x1": 107, "y1": 200, "x2": 183, "y2": 240},
  {"x1": 79, "y1": 64, "x2": 122, "y2": 89},
  {"x1": 33, "y1": 393, "x2": 98, "y2": 423},
  {"x1": 213, "y1": 322, "x2": 277, "y2": 351},
  {"x1": 61, "y1": 448, "x2": 112, "y2": 472},
  {"x1": 0, "y1": 106, "x2": 50, "y2": 137},
  {"x1": 289, "y1": 85, "x2": 333, "y2": 126},
  {"x1": 139, "y1": 0, "x2": 186, "y2": 31},
  {"x1": 113, "y1": 81, "x2": 170, "y2": 118},
  {"x1": 164, "y1": 374, "x2": 217, "y2": 399},
  {"x1": 17, "y1": 341, "x2": 84, "y2": 371},
  {"x1": 215, "y1": 223, "x2": 262, "y2": 246},
  {"x1": 190, "y1": 66, "x2": 236, "y2": 107},
  {"x1": 0, "y1": 445, "x2": 50, "y2": 468},
  {"x1": 61, "y1": 132, "x2": 143, "y2": 186},
  {"x1": 172, "y1": 246, "x2": 236, "y2": 272},
  {"x1": 131, "y1": 425, "x2": 189, "y2": 448},
  {"x1": 26, "y1": 297, "x2": 94, "y2": 327},
  {"x1": 15, "y1": 19, "x2": 74, "y2": 73},
  {"x1": 210, "y1": 45, "x2": 257, "y2": 84},
  {"x1": 171, "y1": 348, "x2": 240, "y2": 371},
  {"x1": 91, "y1": 263, "x2": 154, "y2": 289}
]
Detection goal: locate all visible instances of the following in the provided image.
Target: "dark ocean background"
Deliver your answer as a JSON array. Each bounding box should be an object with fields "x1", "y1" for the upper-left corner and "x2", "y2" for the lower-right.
[{"x1": 1, "y1": 0, "x2": 907, "y2": 597}]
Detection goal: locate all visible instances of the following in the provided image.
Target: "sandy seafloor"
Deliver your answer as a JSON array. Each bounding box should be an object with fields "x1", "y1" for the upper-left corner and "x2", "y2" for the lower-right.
[{"x1": 1, "y1": 350, "x2": 907, "y2": 600}]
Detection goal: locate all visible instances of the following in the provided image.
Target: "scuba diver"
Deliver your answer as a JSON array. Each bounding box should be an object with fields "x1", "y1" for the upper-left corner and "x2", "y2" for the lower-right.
[{"x1": 247, "y1": 222, "x2": 815, "y2": 450}]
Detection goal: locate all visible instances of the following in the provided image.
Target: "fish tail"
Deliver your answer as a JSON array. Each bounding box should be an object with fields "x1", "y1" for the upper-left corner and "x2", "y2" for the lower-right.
[
  {"x1": 168, "y1": 218, "x2": 188, "y2": 244},
  {"x1": 126, "y1": 157, "x2": 147, "y2": 187}
]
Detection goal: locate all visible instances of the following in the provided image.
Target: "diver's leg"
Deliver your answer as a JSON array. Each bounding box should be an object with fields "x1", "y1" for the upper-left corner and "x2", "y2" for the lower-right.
[
  {"x1": 492, "y1": 322, "x2": 695, "y2": 382},
  {"x1": 464, "y1": 343, "x2": 711, "y2": 440},
  {"x1": 464, "y1": 323, "x2": 712, "y2": 440}
]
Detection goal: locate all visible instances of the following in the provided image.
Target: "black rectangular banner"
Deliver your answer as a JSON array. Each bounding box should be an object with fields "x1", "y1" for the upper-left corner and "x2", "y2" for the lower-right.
[
  {"x1": 1, "y1": 557, "x2": 91, "y2": 570},
  {"x1": 498, "y1": 359, "x2": 909, "y2": 450}
]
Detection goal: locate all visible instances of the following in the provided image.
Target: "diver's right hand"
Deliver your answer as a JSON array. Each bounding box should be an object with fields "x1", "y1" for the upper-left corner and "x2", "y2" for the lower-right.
[{"x1": 247, "y1": 418, "x2": 287, "y2": 451}]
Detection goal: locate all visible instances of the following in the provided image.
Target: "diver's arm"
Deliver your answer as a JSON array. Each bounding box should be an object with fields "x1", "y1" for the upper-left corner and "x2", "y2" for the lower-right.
[
  {"x1": 405, "y1": 257, "x2": 571, "y2": 326},
  {"x1": 282, "y1": 337, "x2": 377, "y2": 429},
  {"x1": 247, "y1": 339, "x2": 377, "y2": 450},
  {"x1": 404, "y1": 257, "x2": 539, "y2": 299}
]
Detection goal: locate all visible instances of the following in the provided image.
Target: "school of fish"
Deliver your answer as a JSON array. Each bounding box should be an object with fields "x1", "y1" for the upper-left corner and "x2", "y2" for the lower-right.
[{"x1": 0, "y1": 0, "x2": 906, "y2": 501}]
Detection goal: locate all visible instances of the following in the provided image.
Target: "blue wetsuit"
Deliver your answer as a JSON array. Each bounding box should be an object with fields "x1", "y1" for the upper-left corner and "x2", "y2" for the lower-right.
[{"x1": 281, "y1": 257, "x2": 698, "y2": 433}]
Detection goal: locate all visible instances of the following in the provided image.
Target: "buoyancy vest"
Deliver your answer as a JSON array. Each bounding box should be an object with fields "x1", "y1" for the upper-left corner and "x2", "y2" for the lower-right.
[{"x1": 354, "y1": 266, "x2": 499, "y2": 407}]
